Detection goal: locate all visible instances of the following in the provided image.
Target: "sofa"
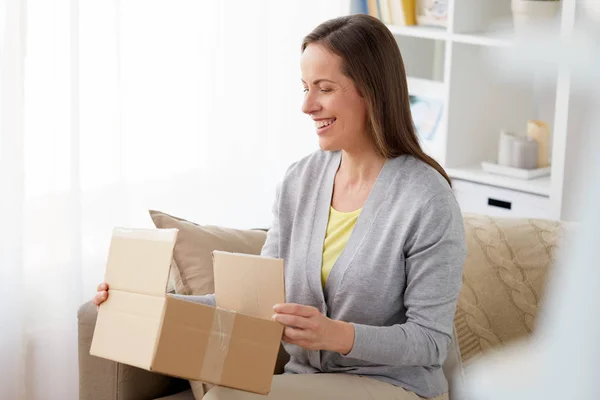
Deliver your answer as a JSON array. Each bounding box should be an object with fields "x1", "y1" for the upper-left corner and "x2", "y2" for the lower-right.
[{"x1": 78, "y1": 211, "x2": 567, "y2": 400}]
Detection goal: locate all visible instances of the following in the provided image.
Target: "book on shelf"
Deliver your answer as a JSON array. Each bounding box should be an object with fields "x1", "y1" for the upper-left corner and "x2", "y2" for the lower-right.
[
  {"x1": 379, "y1": 0, "x2": 392, "y2": 24},
  {"x1": 366, "y1": 0, "x2": 380, "y2": 19},
  {"x1": 391, "y1": 0, "x2": 416, "y2": 26},
  {"x1": 362, "y1": 0, "x2": 416, "y2": 26}
]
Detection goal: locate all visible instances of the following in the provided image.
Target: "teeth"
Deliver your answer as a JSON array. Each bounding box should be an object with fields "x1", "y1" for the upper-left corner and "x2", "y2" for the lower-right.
[{"x1": 316, "y1": 119, "x2": 335, "y2": 128}]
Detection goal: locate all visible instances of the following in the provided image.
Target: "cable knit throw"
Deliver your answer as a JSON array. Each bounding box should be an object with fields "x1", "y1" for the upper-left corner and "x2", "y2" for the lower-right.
[{"x1": 455, "y1": 213, "x2": 568, "y2": 365}]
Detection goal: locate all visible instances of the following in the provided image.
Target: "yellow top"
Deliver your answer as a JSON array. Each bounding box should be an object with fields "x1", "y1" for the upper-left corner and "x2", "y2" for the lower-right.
[{"x1": 321, "y1": 206, "x2": 362, "y2": 289}]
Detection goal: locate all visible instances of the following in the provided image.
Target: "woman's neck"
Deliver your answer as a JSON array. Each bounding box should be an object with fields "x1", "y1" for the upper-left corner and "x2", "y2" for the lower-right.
[{"x1": 337, "y1": 148, "x2": 386, "y2": 186}]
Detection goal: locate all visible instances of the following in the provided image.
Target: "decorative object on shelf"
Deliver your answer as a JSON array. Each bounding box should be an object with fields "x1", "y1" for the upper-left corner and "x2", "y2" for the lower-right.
[
  {"x1": 497, "y1": 130, "x2": 540, "y2": 168},
  {"x1": 526, "y1": 119, "x2": 551, "y2": 168},
  {"x1": 511, "y1": 136, "x2": 539, "y2": 169},
  {"x1": 409, "y1": 94, "x2": 443, "y2": 141},
  {"x1": 481, "y1": 162, "x2": 551, "y2": 180},
  {"x1": 511, "y1": 0, "x2": 562, "y2": 34},
  {"x1": 490, "y1": 129, "x2": 547, "y2": 180},
  {"x1": 498, "y1": 131, "x2": 520, "y2": 166},
  {"x1": 416, "y1": 0, "x2": 448, "y2": 28}
]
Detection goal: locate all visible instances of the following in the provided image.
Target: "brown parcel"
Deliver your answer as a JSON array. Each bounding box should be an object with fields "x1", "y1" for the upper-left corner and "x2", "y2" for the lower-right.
[{"x1": 89, "y1": 227, "x2": 285, "y2": 395}]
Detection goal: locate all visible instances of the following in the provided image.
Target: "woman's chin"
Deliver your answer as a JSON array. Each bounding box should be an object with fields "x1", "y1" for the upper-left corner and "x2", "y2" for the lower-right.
[{"x1": 317, "y1": 138, "x2": 341, "y2": 152}]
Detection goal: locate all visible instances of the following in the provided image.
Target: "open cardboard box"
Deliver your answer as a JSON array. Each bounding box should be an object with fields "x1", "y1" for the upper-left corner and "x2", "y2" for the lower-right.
[{"x1": 90, "y1": 227, "x2": 285, "y2": 395}]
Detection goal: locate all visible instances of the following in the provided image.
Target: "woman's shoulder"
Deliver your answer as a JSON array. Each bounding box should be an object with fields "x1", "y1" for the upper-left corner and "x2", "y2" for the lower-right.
[
  {"x1": 391, "y1": 154, "x2": 456, "y2": 205},
  {"x1": 390, "y1": 156, "x2": 464, "y2": 239}
]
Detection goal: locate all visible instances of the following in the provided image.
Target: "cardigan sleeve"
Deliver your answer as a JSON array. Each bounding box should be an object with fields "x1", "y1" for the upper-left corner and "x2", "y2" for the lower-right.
[
  {"x1": 344, "y1": 192, "x2": 466, "y2": 367},
  {"x1": 259, "y1": 181, "x2": 282, "y2": 259}
]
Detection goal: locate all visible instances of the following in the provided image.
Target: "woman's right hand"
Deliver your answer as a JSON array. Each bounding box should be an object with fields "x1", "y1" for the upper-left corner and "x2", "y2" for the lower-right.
[{"x1": 93, "y1": 282, "x2": 109, "y2": 307}]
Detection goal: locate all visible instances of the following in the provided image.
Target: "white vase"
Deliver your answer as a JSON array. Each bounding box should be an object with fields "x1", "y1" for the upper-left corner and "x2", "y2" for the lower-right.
[{"x1": 511, "y1": 0, "x2": 561, "y2": 34}]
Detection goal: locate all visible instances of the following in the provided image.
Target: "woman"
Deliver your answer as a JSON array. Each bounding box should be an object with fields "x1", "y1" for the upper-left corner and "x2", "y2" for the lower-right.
[{"x1": 94, "y1": 14, "x2": 466, "y2": 400}]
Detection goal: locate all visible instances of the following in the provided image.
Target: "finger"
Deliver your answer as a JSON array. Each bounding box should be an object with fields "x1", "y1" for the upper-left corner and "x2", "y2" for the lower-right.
[
  {"x1": 282, "y1": 335, "x2": 300, "y2": 345},
  {"x1": 284, "y1": 326, "x2": 312, "y2": 342},
  {"x1": 97, "y1": 282, "x2": 108, "y2": 291},
  {"x1": 93, "y1": 290, "x2": 107, "y2": 305},
  {"x1": 282, "y1": 336, "x2": 314, "y2": 350},
  {"x1": 273, "y1": 303, "x2": 317, "y2": 317},
  {"x1": 273, "y1": 313, "x2": 314, "y2": 330}
]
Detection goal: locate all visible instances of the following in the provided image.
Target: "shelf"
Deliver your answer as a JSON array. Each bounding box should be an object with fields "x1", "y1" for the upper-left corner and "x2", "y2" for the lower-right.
[
  {"x1": 452, "y1": 31, "x2": 513, "y2": 47},
  {"x1": 387, "y1": 24, "x2": 513, "y2": 48},
  {"x1": 446, "y1": 165, "x2": 551, "y2": 197},
  {"x1": 387, "y1": 24, "x2": 448, "y2": 41}
]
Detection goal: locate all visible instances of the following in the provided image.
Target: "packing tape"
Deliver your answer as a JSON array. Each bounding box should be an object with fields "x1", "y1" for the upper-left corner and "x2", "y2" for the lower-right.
[{"x1": 200, "y1": 308, "x2": 236, "y2": 383}]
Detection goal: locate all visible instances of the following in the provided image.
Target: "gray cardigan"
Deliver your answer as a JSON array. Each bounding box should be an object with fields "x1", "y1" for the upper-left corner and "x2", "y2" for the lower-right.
[{"x1": 176, "y1": 150, "x2": 466, "y2": 398}]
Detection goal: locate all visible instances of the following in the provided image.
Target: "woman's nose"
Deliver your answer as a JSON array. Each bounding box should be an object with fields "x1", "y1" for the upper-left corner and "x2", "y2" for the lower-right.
[{"x1": 302, "y1": 92, "x2": 320, "y2": 115}]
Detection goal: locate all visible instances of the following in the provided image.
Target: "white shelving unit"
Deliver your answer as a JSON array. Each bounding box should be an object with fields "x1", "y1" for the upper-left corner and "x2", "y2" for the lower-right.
[
  {"x1": 351, "y1": 0, "x2": 580, "y2": 221},
  {"x1": 445, "y1": 165, "x2": 551, "y2": 197},
  {"x1": 386, "y1": 24, "x2": 448, "y2": 40},
  {"x1": 387, "y1": 24, "x2": 513, "y2": 47}
]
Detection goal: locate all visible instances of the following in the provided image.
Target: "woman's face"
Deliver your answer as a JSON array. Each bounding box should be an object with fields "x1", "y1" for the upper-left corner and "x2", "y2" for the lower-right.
[{"x1": 301, "y1": 43, "x2": 369, "y2": 152}]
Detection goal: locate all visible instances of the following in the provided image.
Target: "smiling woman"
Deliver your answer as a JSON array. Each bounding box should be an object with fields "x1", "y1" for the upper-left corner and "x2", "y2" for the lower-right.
[{"x1": 143, "y1": 13, "x2": 465, "y2": 400}]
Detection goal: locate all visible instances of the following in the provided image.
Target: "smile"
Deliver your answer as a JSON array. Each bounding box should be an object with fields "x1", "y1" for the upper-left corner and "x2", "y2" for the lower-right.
[
  {"x1": 315, "y1": 118, "x2": 336, "y2": 135},
  {"x1": 315, "y1": 118, "x2": 336, "y2": 128}
]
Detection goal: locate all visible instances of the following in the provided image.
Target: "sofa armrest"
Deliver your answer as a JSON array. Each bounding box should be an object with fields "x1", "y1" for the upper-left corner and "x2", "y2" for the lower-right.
[{"x1": 78, "y1": 300, "x2": 189, "y2": 400}]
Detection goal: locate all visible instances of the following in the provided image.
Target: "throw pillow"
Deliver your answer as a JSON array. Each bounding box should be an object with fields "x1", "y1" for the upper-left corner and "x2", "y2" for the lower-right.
[
  {"x1": 149, "y1": 209, "x2": 268, "y2": 296},
  {"x1": 455, "y1": 213, "x2": 567, "y2": 368}
]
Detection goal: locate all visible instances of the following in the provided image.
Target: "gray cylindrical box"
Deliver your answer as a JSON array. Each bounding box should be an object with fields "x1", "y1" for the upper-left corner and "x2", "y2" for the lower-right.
[{"x1": 511, "y1": 137, "x2": 539, "y2": 169}]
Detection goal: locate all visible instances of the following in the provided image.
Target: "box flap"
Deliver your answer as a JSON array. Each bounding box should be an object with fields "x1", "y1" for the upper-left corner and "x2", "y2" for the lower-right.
[
  {"x1": 104, "y1": 227, "x2": 178, "y2": 296},
  {"x1": 212, "y1": 251, "x2": 285, "y2": 320},
  {"x1": 90, "y1": 290, "x2": 165, "y2": 369}
]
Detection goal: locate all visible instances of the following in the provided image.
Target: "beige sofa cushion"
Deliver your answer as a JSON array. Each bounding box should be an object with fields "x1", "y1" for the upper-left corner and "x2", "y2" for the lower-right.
[
  {"x1": 149, "y1": 210, "x2": 268, "y2": 296},
  {"x1": 455, "y1": 213, "x2": 566, "y2": 367}
]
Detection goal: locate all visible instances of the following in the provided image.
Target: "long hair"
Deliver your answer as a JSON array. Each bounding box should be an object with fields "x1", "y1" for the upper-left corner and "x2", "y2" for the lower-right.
[{"x1": 302, "y1": 14, "x2": 451, "y2": 186}]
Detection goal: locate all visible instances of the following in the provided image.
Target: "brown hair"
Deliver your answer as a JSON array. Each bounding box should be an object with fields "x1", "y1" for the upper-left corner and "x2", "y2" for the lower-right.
[{"x1": 302, "y1": 14, "x2": 451, "y2": 186}]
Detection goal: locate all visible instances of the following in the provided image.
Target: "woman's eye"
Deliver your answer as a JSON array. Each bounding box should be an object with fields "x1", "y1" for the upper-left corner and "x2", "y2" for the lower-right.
[{"x1": 303, "y1": 87, "x2": 331, "y2": 93}]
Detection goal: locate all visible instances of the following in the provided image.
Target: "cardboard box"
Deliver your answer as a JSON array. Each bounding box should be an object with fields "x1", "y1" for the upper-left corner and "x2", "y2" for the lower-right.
[{"x1": 90, "y1": 227, "x2": 285, "y2": 395}]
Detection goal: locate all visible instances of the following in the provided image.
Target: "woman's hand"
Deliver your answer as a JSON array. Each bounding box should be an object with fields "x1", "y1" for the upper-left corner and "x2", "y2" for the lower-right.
[
  {"x1": 272, "y1": 303, "x2": 355, "y2": 355},
  {"x1": 93, "y1": 282, "x2": 109, "y2": 308}
]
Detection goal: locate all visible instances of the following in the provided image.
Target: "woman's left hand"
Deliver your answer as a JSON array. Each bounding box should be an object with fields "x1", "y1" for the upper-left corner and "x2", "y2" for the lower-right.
[{"x1": 272, "y1": 303, "x2": 355, "y2": 355}]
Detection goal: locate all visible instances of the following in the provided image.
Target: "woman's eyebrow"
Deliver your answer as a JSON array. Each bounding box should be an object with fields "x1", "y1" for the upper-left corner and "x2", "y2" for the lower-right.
[{"x1": 301, "y1": 78, "x2": 337, "y2": 85}]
